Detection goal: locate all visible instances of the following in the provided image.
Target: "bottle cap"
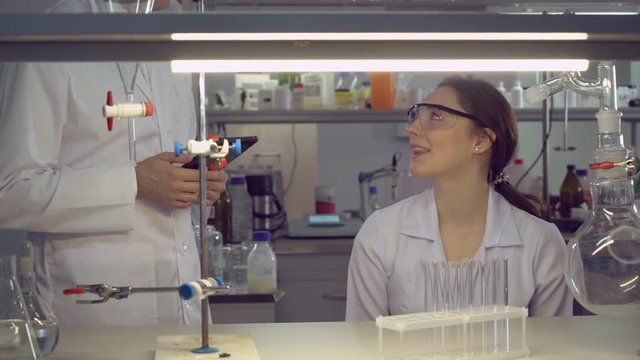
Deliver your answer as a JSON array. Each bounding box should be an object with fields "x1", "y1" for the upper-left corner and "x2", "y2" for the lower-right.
[
  {"x1": 576, "y1": 169, "x2": 588, "y2": 176},
  {"x1": 369, "y1": 185, "x2": 378, "y2": 195},
  {"x1": 514, "y1": 158, "x2": 524, "y2": 165},
  {"x1": 230, "y1": 175, "x2": 246, "y2": 185},
  {"x1": 253, "y1": 230, "x2": 272, "y2": 242},
  {"x1": 567, "y1": 164, "x2": 576, "y2": 171}
]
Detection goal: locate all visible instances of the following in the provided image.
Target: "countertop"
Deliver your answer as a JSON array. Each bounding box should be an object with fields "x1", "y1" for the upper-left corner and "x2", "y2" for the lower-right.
[{"x1": 48, "y1": 316, "x2": 639, "y2": 360}]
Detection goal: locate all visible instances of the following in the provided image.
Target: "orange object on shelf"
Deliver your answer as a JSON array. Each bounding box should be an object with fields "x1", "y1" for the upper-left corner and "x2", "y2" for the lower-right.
[{"x1": 370, "y1": 72, "x2": 395, "y2": 110}]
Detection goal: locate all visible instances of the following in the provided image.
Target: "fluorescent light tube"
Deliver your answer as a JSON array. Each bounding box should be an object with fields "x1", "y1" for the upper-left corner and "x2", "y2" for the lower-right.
[
  {"x1": 171, "y1": 32, "x2": 588, "y2": 41},
  {"x1": 171, "y1": 59, "x2": 589, "y2": 73}
]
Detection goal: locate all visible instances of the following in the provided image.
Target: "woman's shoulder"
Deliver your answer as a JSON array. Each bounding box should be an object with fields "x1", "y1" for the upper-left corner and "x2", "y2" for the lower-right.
[{"x1": 508, "y1": 201, "x2": 563, "y2": 243}]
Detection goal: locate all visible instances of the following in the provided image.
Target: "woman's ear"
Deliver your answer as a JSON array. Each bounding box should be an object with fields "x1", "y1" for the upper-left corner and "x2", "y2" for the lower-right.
[{"x1": 473, "y1": 128, "x2": 496, "y2": 154}]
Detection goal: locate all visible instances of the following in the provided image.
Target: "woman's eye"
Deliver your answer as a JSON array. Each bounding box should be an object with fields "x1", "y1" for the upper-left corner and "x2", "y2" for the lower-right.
[{"x1": 430, "y1": 112, "x2": 444, "y2": 121}]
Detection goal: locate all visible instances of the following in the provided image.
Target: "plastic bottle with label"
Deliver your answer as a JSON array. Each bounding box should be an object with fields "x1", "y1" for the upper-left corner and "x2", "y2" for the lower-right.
[
  {"x1": 497, "y1": 81, "x2": 509, "y2": 102},
  {"x1": 368, "y1": 185, "x2": 382, "y2": 212},
  {"x1": 247, "y1": 231, "x2": 277, "y2": 294},
  {"x1": 510, "y1": 80, "x2": 524, "y2": 108},
  {"x1": 370, "y1": 72, "x2": 395, "y2": 109},
  {"x1": 228, "y1": 175, "x2": 253, "y2": 244}
]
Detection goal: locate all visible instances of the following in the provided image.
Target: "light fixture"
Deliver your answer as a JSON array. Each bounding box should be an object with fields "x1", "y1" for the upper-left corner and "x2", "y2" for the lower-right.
[
  {"x1": 171, "y1": 59, "x2": 589, "y2": 73},
  {"x1": 171, "y1": 32, "x2": 588, "y2": 42}
]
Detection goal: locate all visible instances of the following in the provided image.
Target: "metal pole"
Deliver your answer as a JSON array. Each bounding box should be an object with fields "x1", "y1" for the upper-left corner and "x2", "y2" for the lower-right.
[
  {"x1": 542, "y1": 72, "x2": 551, "y2": 220},
  {"x1": 196, "y1": 0, "x2": 209, "y2": 350}
]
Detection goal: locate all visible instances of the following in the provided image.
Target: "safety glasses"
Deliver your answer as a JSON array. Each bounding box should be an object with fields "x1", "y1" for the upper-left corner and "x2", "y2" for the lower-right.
[{"x1": 407, "y1": 103, "x2": 486, "y2": 131}]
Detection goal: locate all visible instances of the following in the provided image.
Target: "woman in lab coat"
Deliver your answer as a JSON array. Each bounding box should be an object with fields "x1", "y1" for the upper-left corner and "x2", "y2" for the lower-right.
[
  {"x1": 0, "y1": 0, "x2": 227, "y2": 326},
  {"x1": 346, "y1": 77, "x2": 573, "y2": 320}
]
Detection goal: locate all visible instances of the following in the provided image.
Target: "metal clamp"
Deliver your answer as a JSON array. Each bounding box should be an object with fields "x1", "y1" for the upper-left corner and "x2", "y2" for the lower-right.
[{"x1": 63, "y1": 284, "x2": 178, "y2": 304}]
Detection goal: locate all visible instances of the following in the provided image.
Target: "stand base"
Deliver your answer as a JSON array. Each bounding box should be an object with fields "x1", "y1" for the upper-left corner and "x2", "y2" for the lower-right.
[{"x1": 156, "y1": 333, "x2": 260, "y2": 360}]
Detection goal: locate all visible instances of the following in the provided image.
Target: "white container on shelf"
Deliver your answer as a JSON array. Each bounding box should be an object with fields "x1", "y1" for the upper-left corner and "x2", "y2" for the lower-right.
[
  {"x1": 301, "y1": 72, "x2": 335, "y2": 110},
  {"x1": 510, "y1": 80, "x2": 524, "y2": 108}
]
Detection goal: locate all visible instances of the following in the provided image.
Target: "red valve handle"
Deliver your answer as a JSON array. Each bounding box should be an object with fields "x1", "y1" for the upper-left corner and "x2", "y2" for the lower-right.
[
  {"x1": 106, "y1": 91, "x2": 114, "y2": 132},
  {"x1": 63, "y1": 288, "x2": 86, "y2": 295}
]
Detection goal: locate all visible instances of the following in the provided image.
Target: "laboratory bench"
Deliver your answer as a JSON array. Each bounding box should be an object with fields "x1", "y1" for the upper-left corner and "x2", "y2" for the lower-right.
[{"x1": 48, "y1": 315, "x2": 640, "y2": 360}]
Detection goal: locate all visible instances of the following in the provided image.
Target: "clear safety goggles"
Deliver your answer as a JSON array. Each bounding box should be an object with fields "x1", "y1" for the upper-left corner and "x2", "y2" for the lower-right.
[{"x1": 407, "y1": 103, "x2": 486, "y2": 131}]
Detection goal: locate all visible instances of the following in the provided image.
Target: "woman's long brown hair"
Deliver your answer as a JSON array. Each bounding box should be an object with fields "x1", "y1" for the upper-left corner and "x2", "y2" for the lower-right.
[{"x1": 437, "y1": 76, "x2": 544, "y2": 219}]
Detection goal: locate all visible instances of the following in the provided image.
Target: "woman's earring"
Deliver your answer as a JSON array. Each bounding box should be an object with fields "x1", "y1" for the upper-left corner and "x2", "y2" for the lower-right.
[{"x1": 475, "y1": 146, "x2": 480, "y2": 152}]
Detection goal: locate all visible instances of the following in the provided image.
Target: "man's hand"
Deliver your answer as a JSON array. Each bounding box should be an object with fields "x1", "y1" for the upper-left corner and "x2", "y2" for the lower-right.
[{"x1": 135, "y1": 152, "x2": 228, "y2": 209}]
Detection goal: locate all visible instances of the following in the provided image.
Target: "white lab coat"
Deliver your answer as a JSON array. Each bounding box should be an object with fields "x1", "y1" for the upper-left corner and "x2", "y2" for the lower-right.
[
  {"x1": 0, "y1": 61, "x2": 202, "y2": 326},
  {"x1": 346, "y1": 186, "x2": 573, "y2": 320}
]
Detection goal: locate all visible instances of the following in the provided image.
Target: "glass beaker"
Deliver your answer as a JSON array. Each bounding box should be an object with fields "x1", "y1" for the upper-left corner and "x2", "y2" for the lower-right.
[
  {"x1": 0, "y1": 255, "x2": 40, "y2": 360},
  {"x1": 19, "y1": 241, "x2": 59, "y2": 355}
]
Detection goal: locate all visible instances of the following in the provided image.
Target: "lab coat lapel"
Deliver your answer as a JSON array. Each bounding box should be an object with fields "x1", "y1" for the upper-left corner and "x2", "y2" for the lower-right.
[
  {"x1": 400, "y1": 188, "x2": 440, "y2": 242},
  {"x1": 476, "y1": 187, "x2": 522, "y2": 259},
  {"x1": 116, "y1": 62, "x2": 152, "y2": 103}
]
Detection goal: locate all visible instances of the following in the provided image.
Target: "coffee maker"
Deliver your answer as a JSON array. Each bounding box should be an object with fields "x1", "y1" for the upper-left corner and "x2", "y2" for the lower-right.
[{"x1": 245, "y1": 174, "x2": 286, "y2": 232}]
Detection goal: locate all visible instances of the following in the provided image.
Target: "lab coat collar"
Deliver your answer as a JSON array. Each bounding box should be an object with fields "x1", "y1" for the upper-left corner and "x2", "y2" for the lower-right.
[{"x1": 400, "y1": 186, "x2": 522, "y2": 249}]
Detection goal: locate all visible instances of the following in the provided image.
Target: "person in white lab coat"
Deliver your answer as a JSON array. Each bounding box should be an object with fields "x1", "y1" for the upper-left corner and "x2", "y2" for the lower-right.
[
  {"x1": 346, "y1": 77, "x2": 573, "y2": 320},
  {"x1": 0, "y1": 0, "x2": 227, "y2": 326}
]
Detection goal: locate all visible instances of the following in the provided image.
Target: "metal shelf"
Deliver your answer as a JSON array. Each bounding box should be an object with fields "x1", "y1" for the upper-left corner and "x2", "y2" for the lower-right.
[{"x1": 207, "y1": 107, "x2": 640, "y2": 124}]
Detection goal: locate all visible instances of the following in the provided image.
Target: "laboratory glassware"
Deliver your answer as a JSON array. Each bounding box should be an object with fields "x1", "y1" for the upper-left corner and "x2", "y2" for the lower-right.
[
  {"x1": 0, "y1": 255, "x2": 40, "y2": 360},
  {"x1": 19, "y1": 241, "x2": 59, "y2": 356},
  {"x1": 525, "y1": 61, "x2": 640, "y2": 316}
]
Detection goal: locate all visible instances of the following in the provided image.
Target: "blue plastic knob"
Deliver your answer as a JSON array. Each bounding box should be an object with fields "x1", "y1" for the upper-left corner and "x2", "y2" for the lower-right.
[
  {"x1": 232, "y1": 139, "x2": 241, "y2": 155},
  {"x1": 174, "y1": 141, "x2": 185, "y2": 157}
]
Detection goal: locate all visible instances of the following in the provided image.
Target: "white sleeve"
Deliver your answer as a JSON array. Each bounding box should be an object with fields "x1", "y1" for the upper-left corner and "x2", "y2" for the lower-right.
[
  {"x1": 346, "y1": 212, "x2": 389, "y2": 321},
  {"x1": 0, "y1": 63, "x2": 136, "y2": 233},
  {"x1": 529, "y1": 224, "x2": 574, "y2": 316}
]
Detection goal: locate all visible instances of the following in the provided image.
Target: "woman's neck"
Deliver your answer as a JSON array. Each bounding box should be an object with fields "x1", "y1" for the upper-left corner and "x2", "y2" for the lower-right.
[{"x1": 433, "y1": 176, "x2": 490, "y2": 228}]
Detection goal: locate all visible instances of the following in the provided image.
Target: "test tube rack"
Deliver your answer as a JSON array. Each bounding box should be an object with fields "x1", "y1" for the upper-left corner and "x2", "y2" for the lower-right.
[{"x1": 376, "y1": 306, "x2": 529, "y2": 360}]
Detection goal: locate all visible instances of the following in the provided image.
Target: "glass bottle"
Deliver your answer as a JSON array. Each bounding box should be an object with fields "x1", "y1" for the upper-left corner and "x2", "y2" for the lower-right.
[
  {"x1": 0, "y1": 255, "x2": 40, "y2": 360},
  {"x1": 559, "y1": 164, "x2": 583, "y2": 218},
  {"x1": 575, "y1": 169, "x2": 593, "y2": 209},
  {"x1": 213, "y1": 190, "x2": 233, "y2": 245},
  {"x1": 194, "y1": 224, "x2": 224, "y2": 279},
  {"x1": 19, "y1": 241, "x2": 59, "y2": 356},
  {"x1": 566, "y1": 110, "x2": 640, "y2": 316},
  {"x1": 247, "y1": 231, "x2": 277, "y2": 294},
  {"x1": 228, "y1": 175, "x2": 253, "y2": 244}
]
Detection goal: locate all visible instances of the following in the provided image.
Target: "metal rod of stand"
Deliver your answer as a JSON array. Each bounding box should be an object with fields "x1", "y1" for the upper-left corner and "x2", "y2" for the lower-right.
[
  {"x1": 542, "y1": 72, "x2": 551, "y2": 220},
  {"x1": 196, "y1": 0, "x2": 209, "y2": 350}
]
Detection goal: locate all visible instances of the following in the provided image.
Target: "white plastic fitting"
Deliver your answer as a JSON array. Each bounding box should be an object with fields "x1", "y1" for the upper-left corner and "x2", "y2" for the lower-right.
[
  {"x1": 186, "y1": 138, "x2": 229, "y2": 158},
  {"x1": 102, "y1": 102, "x2": 154, "y2": 119}
]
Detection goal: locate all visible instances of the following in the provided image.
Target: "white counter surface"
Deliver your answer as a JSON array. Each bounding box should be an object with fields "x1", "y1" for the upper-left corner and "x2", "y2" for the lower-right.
[{"x1": 49, "y1": 316, "x2": 639, "y2": 360}]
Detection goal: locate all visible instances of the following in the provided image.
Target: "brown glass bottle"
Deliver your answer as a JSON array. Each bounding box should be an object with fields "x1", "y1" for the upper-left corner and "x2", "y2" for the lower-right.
[
  {"x1": 559, "y1": 164, "x2": 583, "y2": 218},
  {"x1": 212, "y1": 191, "x2": 233, "y2": 244}
]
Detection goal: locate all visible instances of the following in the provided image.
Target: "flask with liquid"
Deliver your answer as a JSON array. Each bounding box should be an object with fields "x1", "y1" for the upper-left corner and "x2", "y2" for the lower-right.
[
  {"x1": 0, "y1": 255, "x2": 40, "y2": 360},
  {"x1": 222, "y1": 243, "x2": 249, "y2": 294},
  {"x1": 559, "y1": 164, "x2": 583, "y2": 218},
  {"x1": 19, "y1": 241, "x2": 59, "y2": 356},
  {"x1": 247, "y1": 231, "x2": 277, "y2": 294}
]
